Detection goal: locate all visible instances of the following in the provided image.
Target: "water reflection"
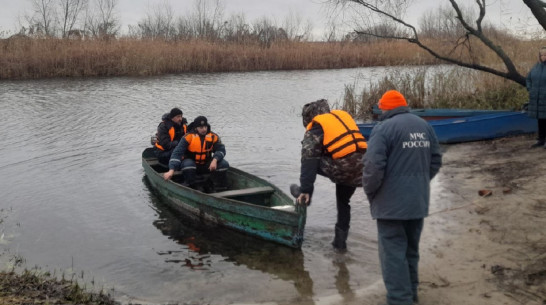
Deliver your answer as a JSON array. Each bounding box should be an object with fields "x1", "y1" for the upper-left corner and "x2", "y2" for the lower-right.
[
  {"x1": 144, "y1": 176, "x2": 315, "y2": 304},
  {"x1": 334, "y1": 259, "x2": 355, "y2": 303}
]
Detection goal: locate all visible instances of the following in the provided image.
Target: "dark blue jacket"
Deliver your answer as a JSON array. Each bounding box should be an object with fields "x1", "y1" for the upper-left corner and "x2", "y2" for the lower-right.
[
  {"x1": 526, "y1": 62, "x2": 546, "y2": 119},
  {"x1": 168, "y1": 131, "x2": 226, "y2": 170},
  {"x1": 362, "y1": 107, "x2": 442, "y2": 220}
]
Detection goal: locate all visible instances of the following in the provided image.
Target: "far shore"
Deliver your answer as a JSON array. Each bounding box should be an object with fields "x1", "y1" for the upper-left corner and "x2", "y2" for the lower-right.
[
  {"x1": 0, "y1": 37, "x2": 451, "y2": 80},
  {"x1": 1, "y1": 36, "x2": 542, "y2": 115}
]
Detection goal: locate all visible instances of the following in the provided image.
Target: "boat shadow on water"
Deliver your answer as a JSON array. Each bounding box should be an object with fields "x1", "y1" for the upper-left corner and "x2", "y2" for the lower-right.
[{"x1": 142, "y1": 176, "x2": 317, "y2": 304}]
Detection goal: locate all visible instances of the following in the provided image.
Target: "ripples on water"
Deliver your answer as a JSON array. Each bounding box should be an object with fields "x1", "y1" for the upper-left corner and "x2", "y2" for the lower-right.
[{"x1": 0, "y1": 67, "x2": 438, "y2": 304}]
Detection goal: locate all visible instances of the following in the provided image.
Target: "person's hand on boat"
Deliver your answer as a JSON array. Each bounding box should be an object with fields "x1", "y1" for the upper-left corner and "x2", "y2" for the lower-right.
[
  {"x1": 297, "y1": 193, "x2": 311, "y2": 206},
  {"x1": 209, "y1": 159, "x2": 218, "y2": 171},
  {"x1": 163, "y1": 169, "x2": 175, "y2": 181}
]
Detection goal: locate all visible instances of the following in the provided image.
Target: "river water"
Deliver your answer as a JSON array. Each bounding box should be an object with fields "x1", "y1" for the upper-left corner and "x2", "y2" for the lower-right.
[{"x1": 0, "y1": 67, "x2": 435, "y2": 304}]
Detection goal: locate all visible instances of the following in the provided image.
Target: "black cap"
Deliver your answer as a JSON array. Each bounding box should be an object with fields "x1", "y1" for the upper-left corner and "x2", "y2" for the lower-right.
[
  {"x1": 192, "y1": 116, "x2": 208, "y2": 127},
  {"x1": 169, "y1": 108, "x2": 183, "y2": 119}
]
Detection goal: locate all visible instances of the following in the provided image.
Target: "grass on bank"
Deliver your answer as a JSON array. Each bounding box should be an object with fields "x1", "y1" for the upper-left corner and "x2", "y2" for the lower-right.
[
  {"x1": 0, "y1": 268, "x2": 117, "y2": 305},
  {"x1": 340, "y1": 66, "x2": 531, "y2": 120},
  {"x1": 0, "y1": 269, "x2": 116, "y2": 305}
]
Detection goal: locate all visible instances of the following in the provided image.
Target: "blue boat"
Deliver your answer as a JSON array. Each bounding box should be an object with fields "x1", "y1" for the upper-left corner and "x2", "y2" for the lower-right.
[
  {"x1": 359, "y1": 111, "x2": 537, "y2": 144},
  {"x1": 372, "y1": 105, "x2": 513, "y2": 121}
]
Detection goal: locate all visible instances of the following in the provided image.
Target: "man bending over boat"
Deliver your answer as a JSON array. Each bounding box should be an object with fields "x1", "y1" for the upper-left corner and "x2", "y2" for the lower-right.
[
  {"x1": 290, "y1": 99, "x2": 367, "y2": 252},
  {"x1": 163, "y1": 116, "x2": 229, "y2": 191},
  {"x1": 153, "y1": 108, "x2": 188, "y2": 165}
]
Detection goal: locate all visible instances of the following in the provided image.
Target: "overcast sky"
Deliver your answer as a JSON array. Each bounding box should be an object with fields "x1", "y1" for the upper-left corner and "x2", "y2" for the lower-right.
[{"x1": 0, "y1": 0, "x2": 540, "y2": 39}]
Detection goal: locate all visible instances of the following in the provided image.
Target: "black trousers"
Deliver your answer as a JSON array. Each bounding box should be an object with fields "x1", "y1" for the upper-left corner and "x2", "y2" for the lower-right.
[
  {"x1": 538, "y1": 119, "x2": 546, "y2": 140},
  {"x1": 335, "y1": 184, "x2": 356, "y2": 231},
  {"x1": 154, "y1": 148, "x2": 173, "y2": 165}
]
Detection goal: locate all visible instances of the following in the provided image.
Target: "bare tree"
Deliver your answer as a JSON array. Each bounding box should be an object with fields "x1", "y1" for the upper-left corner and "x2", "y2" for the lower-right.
[
  {"x1": 138, "y1": 0, "x2": 175, "y2": 40},
  {"x1": 282, "y1": 11, "x2": 312, "y2": 41},
  {"x1": 174, "y1": 16, "x2": 194, "y2": 41},
  {"x1": 28, "y1": 0, "x2": 56, "y2": 36},
  {"x1": 220, "y1": 13, "x2": 252, "y2": 43},
  {"x1": 193, "y1": 0, "x2": 224, "y2": 40},
  {"x1": 58, "y1": 0, "x2": 87, "y2": 38},
  {"x1": 523, "y1": 0, "x2": 546, "y2": 31},
  {"x1": 331, "y1": 0, "x2": 546, "y2": 86},
  {"x1": 323, "y1": 22, "x2": 340, "y2": 42},
  {"x1": 418, "y1": 5, "x2": 469, "y2": 40},
  {"x1": 85, "y1": 0, "x2": 119, "y2": 39},
  {"x1": 252, "y1": 17, "x2": 288, "y2": 48}
]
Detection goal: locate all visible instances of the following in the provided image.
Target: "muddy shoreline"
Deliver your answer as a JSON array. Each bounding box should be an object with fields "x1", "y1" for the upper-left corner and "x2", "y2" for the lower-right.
[{"x1": 343, "y1": 134, "x2": 546, "y2": 305}]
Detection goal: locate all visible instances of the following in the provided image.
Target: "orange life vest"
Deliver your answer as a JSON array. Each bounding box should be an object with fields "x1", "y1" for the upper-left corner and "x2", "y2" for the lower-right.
[
  {"x1": 184, "y1": 132, "x2": 218, "y2": 165},
  {"x1": 306, "y1": 110, "x2": 367, "y2": 159},
  {"x1": 155, "y1": 124, "x2": 187, "y2": 151}
]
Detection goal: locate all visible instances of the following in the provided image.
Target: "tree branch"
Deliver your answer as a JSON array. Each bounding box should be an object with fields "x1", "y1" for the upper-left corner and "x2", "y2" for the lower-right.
[
  {"x1": 344, "y1": 0, "x2": 528, "y2": 85},
  {"x1": 523, "y1": 0, "x2": 546, "y2": 30}
]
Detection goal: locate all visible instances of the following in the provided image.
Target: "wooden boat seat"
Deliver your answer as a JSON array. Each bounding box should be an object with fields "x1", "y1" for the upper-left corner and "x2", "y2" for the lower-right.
[
  {"x1": 210, "y1": 186, "x2": 275, "y2": 198},
  {"x1": 147, "y1": 159, "x2": 191, "y2": 177}
]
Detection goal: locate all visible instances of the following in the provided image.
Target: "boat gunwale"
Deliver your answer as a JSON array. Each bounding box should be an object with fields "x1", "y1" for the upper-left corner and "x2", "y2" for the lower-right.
[
  {"x1": 357, "y1": 111, "x2": 536, "y2": 144},
  {"x1": 358, "y1": 111, "x2": 530, "y2": 127},
  {"x1": 427, "y1": 111, "x2": 529, "y2": 126}
]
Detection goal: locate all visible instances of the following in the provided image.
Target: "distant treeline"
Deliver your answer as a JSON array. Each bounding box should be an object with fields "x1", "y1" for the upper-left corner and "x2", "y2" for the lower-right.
[{"x1": 3, "y1": 0, "x2": 541, "y2": 81}]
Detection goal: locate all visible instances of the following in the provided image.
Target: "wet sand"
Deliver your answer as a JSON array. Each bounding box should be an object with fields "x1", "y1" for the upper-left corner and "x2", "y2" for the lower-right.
[{"x1": 317, "y1": 135, "x2": 546, "y2": 305}]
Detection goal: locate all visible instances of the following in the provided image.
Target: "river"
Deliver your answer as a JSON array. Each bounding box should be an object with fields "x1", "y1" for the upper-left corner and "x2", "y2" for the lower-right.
[{"x1": 0, "y1": 66, "x2": 431, "y2": 304}]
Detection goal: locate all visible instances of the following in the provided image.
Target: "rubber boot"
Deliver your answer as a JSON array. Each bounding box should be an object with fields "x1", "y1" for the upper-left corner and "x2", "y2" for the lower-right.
[
  {"x1": 182, "y1": 168, "x2": 196, "y2": 188},
  {"x1": 332, "y1": 225, "x2": 349, "y2": 252}
]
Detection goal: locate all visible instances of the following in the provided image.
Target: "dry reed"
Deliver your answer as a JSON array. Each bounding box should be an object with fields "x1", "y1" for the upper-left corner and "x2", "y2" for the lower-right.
[
  {"x1": 2, "y1": 36, "x2": 544, "y2": 113},
  {"x1": 0, "y1": 38, "x2": 438, "y2": 79},
  {"x1": 337, "y1": 35, "x2": 546, "y2": 117},
  {"x1": 341, "y1": 66, "x2": 531, "y2": 118}
]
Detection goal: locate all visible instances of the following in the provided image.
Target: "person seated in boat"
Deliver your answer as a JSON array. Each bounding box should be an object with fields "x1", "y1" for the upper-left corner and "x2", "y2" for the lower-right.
[
  {"x1": 153, "y1": 108, "x2": 188, "y2": 165},
  {"x1": 163, "y1": 116, "x2": 229, "y2": 190},
  {"x1": 290, "y1": 99, "x2": 367, "y2": 252}
]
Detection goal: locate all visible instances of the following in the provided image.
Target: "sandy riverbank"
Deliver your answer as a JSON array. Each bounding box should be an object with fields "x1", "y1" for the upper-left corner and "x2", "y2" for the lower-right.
[{"x1": 339, "y1": 135, "x2": 546, "y2": 305}]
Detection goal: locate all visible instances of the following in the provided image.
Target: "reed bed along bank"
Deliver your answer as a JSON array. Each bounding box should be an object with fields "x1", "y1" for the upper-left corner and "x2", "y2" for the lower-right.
[
  {"x1": 0, "y1": 38, "x2": 439, "y2": 79},
  {"x1": 337, "y1": 36, "x2": 546, "y2": 117},
  {"x1": 2, "y1": 36, "x2": 544, "y2": 113},
  {"x1": 340, "y1": 66, "x2": 531, "y2": 120}
]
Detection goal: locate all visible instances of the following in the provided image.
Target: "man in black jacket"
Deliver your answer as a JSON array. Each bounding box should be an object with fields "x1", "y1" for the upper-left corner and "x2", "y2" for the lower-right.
[{"x1": 154, "y1": 108, "x2": 187, "y2": 165}]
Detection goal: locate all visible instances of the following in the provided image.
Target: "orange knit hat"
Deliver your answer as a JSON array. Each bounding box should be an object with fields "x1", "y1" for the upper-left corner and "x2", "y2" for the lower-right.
[{"x1": 378, "y1": 90, "x2": 408, "y2": 110}]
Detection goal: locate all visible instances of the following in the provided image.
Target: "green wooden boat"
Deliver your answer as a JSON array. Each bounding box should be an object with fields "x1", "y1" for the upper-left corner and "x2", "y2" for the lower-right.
[{"x1": 142, "y1": 148, "x2": 307, "y2": 248}]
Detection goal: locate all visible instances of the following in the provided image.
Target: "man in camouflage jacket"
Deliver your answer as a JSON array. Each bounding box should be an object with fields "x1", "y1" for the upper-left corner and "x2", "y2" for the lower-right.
[{"x1": 293, "y1": 99, "x2": 366, "y2": 251}]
